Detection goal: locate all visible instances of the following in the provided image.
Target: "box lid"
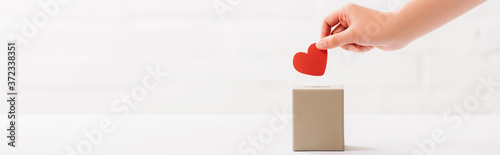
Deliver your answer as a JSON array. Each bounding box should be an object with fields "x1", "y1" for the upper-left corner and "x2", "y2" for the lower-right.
[{"x1": 294, "y1": 85, "x2": 344, "y2": 90}]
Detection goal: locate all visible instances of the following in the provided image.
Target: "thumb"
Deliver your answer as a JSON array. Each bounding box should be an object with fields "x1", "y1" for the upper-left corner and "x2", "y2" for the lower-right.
[{"x1": 316, "y1": 29, "x2": 354, "y2": 50}]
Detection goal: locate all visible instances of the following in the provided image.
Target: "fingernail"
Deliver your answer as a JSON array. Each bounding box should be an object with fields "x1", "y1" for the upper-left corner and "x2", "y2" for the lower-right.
[
  {"x1": 316, "y1": 40, "x2": 327, "y2": 49},
  {"x1": 348, "y1": 46, "x2": 357, "y2": 52}
]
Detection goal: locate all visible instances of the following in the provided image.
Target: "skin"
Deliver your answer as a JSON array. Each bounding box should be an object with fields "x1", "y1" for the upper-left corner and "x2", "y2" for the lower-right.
[{"x1": 316, "y1": 0, "x2": 486, "y2": 52}]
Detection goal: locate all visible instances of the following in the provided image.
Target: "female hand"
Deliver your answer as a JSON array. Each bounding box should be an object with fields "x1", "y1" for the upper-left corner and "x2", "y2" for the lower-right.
[{"x1": 316, "y1": 0, "x2": 485, "y2": 52}]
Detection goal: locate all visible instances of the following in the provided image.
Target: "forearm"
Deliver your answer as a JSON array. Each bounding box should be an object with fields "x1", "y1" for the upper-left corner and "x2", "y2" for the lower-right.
[{"x1": 385, "y1": 0, "x2": 485, "y2": 47}]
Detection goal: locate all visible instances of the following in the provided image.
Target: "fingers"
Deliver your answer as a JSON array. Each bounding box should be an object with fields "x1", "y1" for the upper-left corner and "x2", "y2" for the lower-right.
[
  {"x1": 341, "y1": 44, "x2": 374, "y2": 52},
  {"x1": 317, "y1": 3, "x2": 377, "y2": 52},
  {"x1": 327, "y1": 26, "x2": 373, "y2": 52},
  {"x1": 320, "y1": 8, "x2": 346, "y2": 38},
  {"x1": 317, "y1": 5, "x2": 372, "y2": 51},
  {"x1": 316, "y1": 29, "x2": 353, "y2": 50},
  {"x1": 331, "y1": 25, "x2": 346, "y2": 35},
  {"x1": 318, "y1": 8, "x2": 354, "y2": 50}
]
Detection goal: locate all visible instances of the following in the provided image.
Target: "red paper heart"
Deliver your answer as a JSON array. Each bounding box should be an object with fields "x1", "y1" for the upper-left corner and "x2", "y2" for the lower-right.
[{"x1": 293, "y1": 43, "x2": 328, "y2": 76}]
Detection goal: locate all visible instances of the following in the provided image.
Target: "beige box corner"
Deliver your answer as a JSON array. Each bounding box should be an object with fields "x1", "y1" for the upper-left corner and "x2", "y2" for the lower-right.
[{"x1": 293, "y1": 85, "x2": 344, "y2": 151}]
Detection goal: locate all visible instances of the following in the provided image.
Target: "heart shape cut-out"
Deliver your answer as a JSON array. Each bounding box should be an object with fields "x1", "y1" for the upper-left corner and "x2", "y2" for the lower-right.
[{"x1": 293, "y1": 43, "x2": 328, "y2": 76}]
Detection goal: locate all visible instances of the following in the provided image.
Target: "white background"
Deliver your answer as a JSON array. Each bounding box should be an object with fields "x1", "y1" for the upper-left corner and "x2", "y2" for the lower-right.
[
  {"x1": 0, "y1": 0, "x2": 499, "y2": 154},
  {"x1": 0, "y1": 0, "x2": 499, "y2": 115}
]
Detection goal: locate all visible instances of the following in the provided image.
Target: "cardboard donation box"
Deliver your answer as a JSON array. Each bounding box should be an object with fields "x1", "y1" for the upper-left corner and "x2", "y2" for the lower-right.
[{"x1": 293, "y1": 85, "x2": 344, "y2": 151}]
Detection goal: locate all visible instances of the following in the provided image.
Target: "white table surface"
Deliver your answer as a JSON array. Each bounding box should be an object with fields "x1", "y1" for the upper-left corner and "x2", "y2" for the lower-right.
[{"x1": 1, "y1": 114, "x2": 499, "y2": 155}]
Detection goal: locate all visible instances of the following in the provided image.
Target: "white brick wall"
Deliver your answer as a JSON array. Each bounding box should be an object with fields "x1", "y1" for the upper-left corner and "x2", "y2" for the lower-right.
[{"x1": 1, "y1": 0, "x2": 498, "y2": 115}]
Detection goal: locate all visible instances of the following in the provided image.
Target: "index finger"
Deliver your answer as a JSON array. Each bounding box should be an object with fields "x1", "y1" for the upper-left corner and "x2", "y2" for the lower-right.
[{"x1": 320, "y1": 8, "x2": 345, "y2": 38}]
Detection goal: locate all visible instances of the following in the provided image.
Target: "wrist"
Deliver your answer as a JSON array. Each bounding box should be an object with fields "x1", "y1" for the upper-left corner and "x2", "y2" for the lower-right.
[{"x1": 376, "y1": 11, "x2": 411, "y2": 50}]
